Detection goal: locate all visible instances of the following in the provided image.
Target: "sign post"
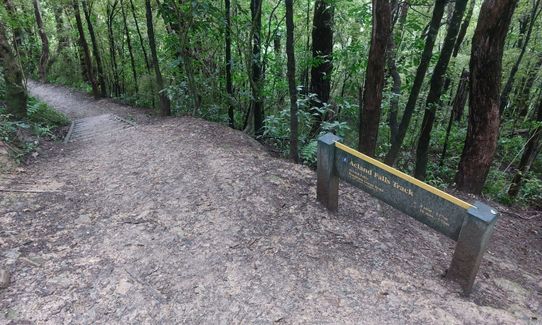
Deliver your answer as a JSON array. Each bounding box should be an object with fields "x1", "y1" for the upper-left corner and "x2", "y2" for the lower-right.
[{"x1": 316, "y1": 133, "x2": 498, "y2": 295}]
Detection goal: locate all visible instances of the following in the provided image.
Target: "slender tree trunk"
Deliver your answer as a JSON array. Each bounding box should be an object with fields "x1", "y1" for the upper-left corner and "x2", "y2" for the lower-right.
[
  {"x1": 452, "y1": 0, "x2": 476, "y2": 57},
  {"x1": 145, "y1": 0, "x2": 170, "y2": 116},
  {"x1": 515, "y1": 54, "x2": 542, "y2": 117},
  {"x1": 387, "y1": 1, "x2": 408, "y2": 145},
  {"x1": 285, "y1": 0, "x2": 299, "y2": 163},
  {"x1": 128, "y1": 0, "x2": 151, "y2": 72},
  {"x1": 455, "y1": 0, "x2": 518, "y2": 194},
  {"x1": 0, "y1": 20, "x2": 27, "y2": 118},
  {"x1": 414, "y1": 0, "x2": 469, "y2": 180},
  {"x1": 82, "y1": 0, "x2": 107, "y2": 97},
  {"x1": 309, "y1": 0, "x2": 334, "y2": 137},
  {"x1": 251, "y1": 0, "x2": 264, "y2": 136},
  {"x1": 440, "y1": 70, "x2": 469, "y2": 166},
  {"x1": 73, "y1": 0, "x2": 99, "y2": 99},
  {"x1": 508, "y1": 97, "x2": 542, "y2": 197},
  {"x1": 225, "y1": 0, "x2": 235, "y2": 128},
  {"x1": 500, "y1": 0, "x2": 541, "y2": 115},
  {"x1": 384, "y1": 0, "x2": 447, "y2": 165},
  {"x1": 106, "y1": 2, "x2": 121, "y2": 97},
  {"x1": 32, "y1": 0, "x2": 49, "y2": 82},
  {"x1": 120, "y1": 0, "x2": 138, "y2": 93},
  {"x1": 358, "y1": 0, "x2": 391, "y2": 156}
]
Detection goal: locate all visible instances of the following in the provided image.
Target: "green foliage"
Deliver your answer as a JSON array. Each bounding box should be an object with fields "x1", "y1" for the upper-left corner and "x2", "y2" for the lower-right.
[{"x1": 27, "y1": 97, "x2": 70, "y2": 128}]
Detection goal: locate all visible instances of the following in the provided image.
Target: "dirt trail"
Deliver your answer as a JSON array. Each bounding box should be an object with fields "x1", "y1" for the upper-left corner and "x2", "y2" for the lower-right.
[{"x1": 1, "y1": 82, "x2": 541, "y2": 324}]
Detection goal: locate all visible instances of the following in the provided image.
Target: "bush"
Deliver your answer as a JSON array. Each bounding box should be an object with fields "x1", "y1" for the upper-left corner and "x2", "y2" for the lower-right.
[{"x1": 27, "y1": 98, "x2": 70, "y2": 127}]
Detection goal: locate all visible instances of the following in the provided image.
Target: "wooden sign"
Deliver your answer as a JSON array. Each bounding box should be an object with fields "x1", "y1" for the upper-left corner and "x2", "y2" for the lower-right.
[{"x1": 316, "y1": 133, "x2": 498, "y2": 295}]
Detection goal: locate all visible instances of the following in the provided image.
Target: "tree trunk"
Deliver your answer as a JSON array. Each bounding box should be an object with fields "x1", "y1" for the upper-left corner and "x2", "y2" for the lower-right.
[
  {"x1": 82, "y1": 0, "x2": 107, "y2": 97},
  {"x1": 145, "y1": 0, "x2": 170, "y2": 116},
  {"x1": 358, "y1": 0, "x2": 391, "y2": 156},
  {"x1": 309, "y1": 0, "x2": 334, "y2": 137},
  {"x1": 120, "y1": 0, "x2": 138, "y2": 93},
  {"x1": 414, "y1": 0, "x2": 469, "y2": 180},
  {"x1": 508, "y1": 97, "x2": 542, "y2": 197},
  {"x1": 107, "y1": 1, "x2": 122, "y2": 97},
  {"x1": 285, "y1": 0, "x2": 299, "y2": 163},
  {"x1": 440, "y1": 69, "x2": 470, "y2": 166},
  {"x1": 32, "y1": 0, "x2": 49, "y2": 83},
  {"x1": 499, "y1": 0, "x2": 541, "y2": 115},
  {"x1": 514, "y1": 54, "x2": 542, "y2": 117},
  {"x1": 225, "y1": 0, "x2": 235, "y2": 128},
  {"x1": 73, "y1": 0, "x2": 99, "y2": 99},
  {"x1": 387, "y1": 1, "x2": 408, "y2": 145},
  {"x1": 384, "y1": 0, "x2": 447, "y2": 165},
  {"x1": 452, "y1": 0, "x2": 475, "y2": 57},
  {"x1": 0, "y1": 20, "x2": 27, "y2": 118},
  {"x1": 251, "y1": 0, "x2": 264, "y2": 136},
  {"x1": 129, "y1": 0, "x2": 151, "y2": 72},
  {"x1": 455, "y1": 0, "x2": 518, "y2": 194}
]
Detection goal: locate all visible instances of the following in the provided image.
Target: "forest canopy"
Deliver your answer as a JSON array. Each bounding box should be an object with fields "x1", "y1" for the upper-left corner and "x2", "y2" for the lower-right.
[{"x1": 0, "y1": 0, "x2": 541, "y2": 206}]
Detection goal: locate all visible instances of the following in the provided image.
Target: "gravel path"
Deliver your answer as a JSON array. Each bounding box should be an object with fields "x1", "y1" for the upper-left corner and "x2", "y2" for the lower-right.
[{"x1": 0, "y1": 82, "x2": 540, "y2": 324}]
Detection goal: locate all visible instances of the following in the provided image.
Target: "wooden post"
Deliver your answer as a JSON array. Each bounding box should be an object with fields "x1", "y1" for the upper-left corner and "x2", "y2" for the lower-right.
[
  {"x1": 317, "y1": 133, "x2": 341, "y2": 211},
  {"x1": 447, "y1": 201, "x2": 498, "y2": 294}
]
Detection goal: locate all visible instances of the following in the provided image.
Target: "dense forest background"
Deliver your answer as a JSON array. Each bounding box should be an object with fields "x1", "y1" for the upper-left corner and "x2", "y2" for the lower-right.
[{"x1": 0, "y1": 0, "x2": 541, "y2": 207}]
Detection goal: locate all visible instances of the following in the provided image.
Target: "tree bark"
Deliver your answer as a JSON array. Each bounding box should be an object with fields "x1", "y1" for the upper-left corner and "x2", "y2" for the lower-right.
[
  {"x1": 32, "y1": 0, "x2": 49, "y2": 82},
  {"x1": 285, "y1": 0, "x2": 299, "y2": 163},
  {"x1": 358, "y1": 0, "x2": 391, "y2": 156},
  {"x1": 455, "y1": 0, "x2": 518, "y2": 194},
  {"x1": 452, "y1": 0, "x2": 475, "y2": 57},
  {"x1": 514, "y1": 54, "x2": 542, "y2": 117},
  {"x1": 106, "y1": 1, "x2": 121, "y2": 97},
  {"x1": 82, "y1": 0, "x2": 107, "y2": 97},
  {"x1": 251, "y1": 0, "x2": 264, "y2": 136},
  {"x1": 225, "y1": 0, "x2": 235, "y2": 128},
  {"x1": 120, "y1": 0, "x2": 138, "y2": 93},
  {"x1": 384, "y1": 0, "x2": 447, "y2": 165},
  {"x1": 414, "y1": 0, "x2": 469, "y2": 180},
  {"x1": 387, "y1": 1, "x2": 408, "y2": 145},
  {"x1": 508, "y1": 97, "x2": 542, "y2": 197},
  {"x1": 499, "y1": 0, "x2": 541, "y2": 115},
  {"x1": 440, "y1": 69, "x2": 469, "y2": 166},
  {"x1": 145, "y1": 0, "x2": 170, "y2": 116},
  {"x1": 128, "y1": 0, "x2": 151, "y2": 72},
  {"x1": 309, "y1": 0, "x2": 334, "y2": 137},
  {"x1": 0, "y1": 20, "x2": 27, "y2": 118},
  {"x1": 73, "y1": 0, "x2": 99, "y2": 99}
]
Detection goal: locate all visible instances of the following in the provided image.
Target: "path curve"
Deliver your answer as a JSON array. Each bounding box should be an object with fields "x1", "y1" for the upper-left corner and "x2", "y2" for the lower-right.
[{"x1": 0, "y1": 82, "x2": 540, "y2": 324}]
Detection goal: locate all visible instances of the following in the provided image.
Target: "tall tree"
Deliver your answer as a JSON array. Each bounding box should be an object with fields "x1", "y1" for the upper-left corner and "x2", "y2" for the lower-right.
[
  {"x1": 120, "y1": 0, "x2": 138, "y2": 93},
  {"x1": 82, "y1": 0, "x2": 107, "y2": 97},
  {"x1": 309, "y1": 0, "x2": 334, "y2": 136},
  {"x1": 145, "y1": 0, "x2": 170, "y2": 116},
  {"x1": 508, "y1": 97, "x2": 542, "y2": 197},
  {"x1": 225, "y1": 0, "x2": 234, "y2": 128},
  {"x1": 106, "y1": 1, "x2": 121, "y2": 97},
  {"x1": 73, "y1": 0, "x2": 99, "y2": 99},
  {"x1": 414, "y1": 0, "x2": 469, "y2": 180},
  {"x1": 32, "y1": 0, "x2": 49, "y2": 82},
  {"x1": 358, "y1": 0, "x2": 391, "y2": 156},
  {"x1": 384, "y1": 0, "x2": 447, "y2": 165},
  {"x1": 455, "y1": 0, "x2": 518, "y2": 194},
  {"x1": 0, "y1": 19, "x2": 27, "y2": 118},
  {"x1": 128, "y1": 0, "x2": 151, "y2": 72},
  {"x1": 285, "y1": 0, "x2": 299, "y2": 163},
  {"x1": 387, "y1": 0, "x2": 409, "y2": 144},
  {"x1": 500, "y1": 0, "x2": 542, "y2": 115},
  {"x1": 251, "y1": 0, "x2": 264, "y2": 136},
  {"x1": 452, "y1": 0, "x2": 476, "y2": 57},
  {"x1": 440, "y1": 69, "x2": 469, "y2": 165}
]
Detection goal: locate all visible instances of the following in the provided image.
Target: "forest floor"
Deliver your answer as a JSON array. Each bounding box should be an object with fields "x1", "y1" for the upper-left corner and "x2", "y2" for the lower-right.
[{"x1": 0, "y1": 81, "x2": 541, "y2": 324}]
